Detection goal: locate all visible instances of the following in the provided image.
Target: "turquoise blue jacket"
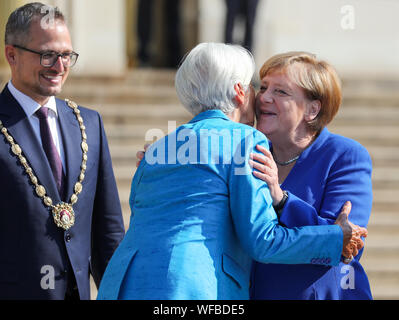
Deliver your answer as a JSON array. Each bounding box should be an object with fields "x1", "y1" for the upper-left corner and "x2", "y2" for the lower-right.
[{"x1": 97, "y1": 110, "x2": 343, "y2": 300}]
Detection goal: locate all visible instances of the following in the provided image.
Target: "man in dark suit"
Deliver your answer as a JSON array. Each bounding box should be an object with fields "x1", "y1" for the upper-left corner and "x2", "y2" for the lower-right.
[
  {"x1": 136, "y1": 0, "x2": 182, "y2": 68},
  {"x1": 225, "y1": 0, "x2": 260, "y2": 52},
  {"x1": 0, "y1": 2, "x2": 125, "y2": 299}
]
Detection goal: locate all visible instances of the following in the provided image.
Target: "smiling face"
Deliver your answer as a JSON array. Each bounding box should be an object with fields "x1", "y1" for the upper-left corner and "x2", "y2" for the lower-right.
[
  {"x1": 6, "y1": 18, "x2": 72, "y2": 105},
  {"x1": 255, "y1": 68, "x2": 319, "y2": 140}
]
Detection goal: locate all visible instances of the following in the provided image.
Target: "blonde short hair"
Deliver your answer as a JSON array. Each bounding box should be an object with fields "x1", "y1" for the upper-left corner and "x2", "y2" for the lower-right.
[{"x1": 259, "y1": 51, "x2": 342, "y2": 132}]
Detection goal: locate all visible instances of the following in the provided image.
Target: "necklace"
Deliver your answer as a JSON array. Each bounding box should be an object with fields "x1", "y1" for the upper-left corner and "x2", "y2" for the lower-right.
[
  {"x1": 272, "y1": 151, "x2": 300, "y2": 166},
  {"x1": 0, "y1": 99, "x2": 88, "y2": 230}
]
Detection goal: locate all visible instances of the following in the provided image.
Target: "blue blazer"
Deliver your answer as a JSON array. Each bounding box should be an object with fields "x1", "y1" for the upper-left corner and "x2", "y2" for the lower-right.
[
  {"x1": 250, "y1": 128, "x2": 373, "y2": 300},
  {"x1": 0, "y1": 86, "x2": 125, "y2": 299},
  {"x1": 97, "y1": 110, "x2": 344, "y2": 300}
]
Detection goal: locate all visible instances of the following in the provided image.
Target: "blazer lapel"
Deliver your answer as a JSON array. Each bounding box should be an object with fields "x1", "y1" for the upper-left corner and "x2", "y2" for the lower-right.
[
  {"x1": 0, "y1": 86, "x2": 60, "y2": 202},
  {"x1": 56, "y1": 98, "x2": 82, "y2": 202}
]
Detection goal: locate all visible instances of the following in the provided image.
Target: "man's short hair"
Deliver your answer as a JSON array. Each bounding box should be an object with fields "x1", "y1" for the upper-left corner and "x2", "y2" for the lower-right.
[{"x1": 5, "y1": 2, "x2": 65, "y2": 46}]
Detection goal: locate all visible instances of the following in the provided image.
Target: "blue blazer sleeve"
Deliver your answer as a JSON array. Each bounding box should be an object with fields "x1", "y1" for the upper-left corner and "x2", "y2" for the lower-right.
[
  {"x1": 228, "y1": 130, "x2": 344, "y2": 266},
  {"x1": 280, "y1": 141, "x2": 373, "y2": 230},
  {"x1": 128, "y1": 159, "x2": 146, "y2": 223}
]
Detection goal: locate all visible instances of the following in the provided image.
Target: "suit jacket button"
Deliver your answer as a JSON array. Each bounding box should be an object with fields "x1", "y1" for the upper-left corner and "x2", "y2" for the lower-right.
[{"x1": 65, "y1": 234, "x2": 72, "y2": 242}]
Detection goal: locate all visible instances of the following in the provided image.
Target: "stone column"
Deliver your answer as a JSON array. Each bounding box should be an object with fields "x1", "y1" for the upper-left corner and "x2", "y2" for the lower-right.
[
  {"x1": 126, "y1": 0, "x2": 138, "y2": 68},
  {"x1": 68, "y1": 0, "x2": 127, "y2": 77}
]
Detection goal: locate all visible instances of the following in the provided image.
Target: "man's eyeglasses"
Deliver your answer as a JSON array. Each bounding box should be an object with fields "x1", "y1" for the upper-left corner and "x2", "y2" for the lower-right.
[{"x1": 13, "y1": 45, "x2": 79, "y2": 68}]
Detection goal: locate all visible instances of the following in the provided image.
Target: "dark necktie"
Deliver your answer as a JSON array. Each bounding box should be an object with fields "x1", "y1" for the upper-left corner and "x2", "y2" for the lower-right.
[{"x1": 35, "y1": 107, "x2": 65, "y2": 197}]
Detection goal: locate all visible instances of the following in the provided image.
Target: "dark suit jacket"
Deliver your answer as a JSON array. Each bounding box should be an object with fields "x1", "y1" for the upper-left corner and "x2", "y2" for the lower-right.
[{"x1": 0, "y1": 85, "x2": 125, "y2": 300}]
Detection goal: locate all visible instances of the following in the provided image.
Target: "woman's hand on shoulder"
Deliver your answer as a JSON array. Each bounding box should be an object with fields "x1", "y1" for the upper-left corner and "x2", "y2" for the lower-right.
[
  {"x1": 136, "y1": 143, "x2": 150, "y2": 167},
  {"x1": 250, "y1": 144, "x2": 284, "y2": 205}
]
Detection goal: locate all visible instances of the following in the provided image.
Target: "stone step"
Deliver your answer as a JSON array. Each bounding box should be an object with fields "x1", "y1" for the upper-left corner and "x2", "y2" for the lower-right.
[
  {"x1": 342, "y1": 77, "x2": 399, "y2": 90},
  {"x1": 372, "y1": 167, "x2": 399, "y2": 180},
  {"x1": 59, "y1": 74, "x2": 179, "y2": 105},
  {"x1": 342, "y1": 84, "x2": 399, "y2": 107},
  {"x1": 69, "y1": 69, "x2": 176, "y2": 86},
  {"x1": 366, "y1": 227, "x2": 399, "y2": 248},
  {"x1": 101, "y1": 113, "x2": 191, "y2": 129},
  {"x1": 372, "y1": 189, "x2": 399, "y2": 206},
  {"x1": 362, "y1": 240, "x2": 399, "y2": 300},
  {"x1": 362, "y1": 248, "x2": 399, "y2": 299},
  {"x1": 363, "y1": 228, "x2": 399, "y2": 251},
  {"x1": 367, "y1": 272, "x2": 399, "y2": 300},
  {"x1": 372, "y1": 168, "x2": 399, "y2": 189},
  {"x1": 372, "y1": 202, "x2": 399, "y2": 214},
  {"x1": 60, "y1": 92, "x2": 179, "y2": 106},
  {"x1": 328, "y1": 125, "x2": 399, "y2": 147},
  {"x1": 368, "y1": 211, "x2": 399, "y2": 227},
  {"x1": 368, "y1": 146, "x2": 399, "y2": 167},
  {"x1": 342, "y1": 94, "x2": 399, "y2": 108},
  {"x1": 95, "y1": 103, "x2": 191, "y2": 120},
  {"x1": 335, "y1": 105, "x2": 399, "y2": 120}
]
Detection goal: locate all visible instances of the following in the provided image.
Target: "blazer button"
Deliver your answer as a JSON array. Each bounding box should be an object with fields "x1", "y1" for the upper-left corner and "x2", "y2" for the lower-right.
[{"x1": 65, "y1": 234, "x2": 72, "y2": 242}]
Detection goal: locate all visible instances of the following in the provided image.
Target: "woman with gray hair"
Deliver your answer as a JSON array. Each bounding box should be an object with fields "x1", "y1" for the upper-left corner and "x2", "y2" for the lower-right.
[{"x1": 97, "y1": 43, "x2": 364, "y2": 300}]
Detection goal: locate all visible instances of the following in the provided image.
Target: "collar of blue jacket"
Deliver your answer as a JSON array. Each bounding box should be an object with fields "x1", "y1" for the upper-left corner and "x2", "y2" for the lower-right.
[{"x1": 189, "y1": 109, "x2": 230, "y2": 124}]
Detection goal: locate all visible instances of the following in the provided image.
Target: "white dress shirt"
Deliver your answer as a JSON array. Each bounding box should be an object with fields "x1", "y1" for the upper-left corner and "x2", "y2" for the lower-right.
[{"x1": 7, "y1": 81, "x2": 66, "y2": 171}]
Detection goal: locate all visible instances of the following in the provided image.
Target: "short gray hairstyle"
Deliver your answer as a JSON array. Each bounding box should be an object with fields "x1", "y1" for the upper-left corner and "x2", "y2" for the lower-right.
[
  {"x1": 5, "y1": 2, "x2": 65, "y2": 46},
  {"x1": 175, "y1": 42, "x2": 255, "y2": 116}
]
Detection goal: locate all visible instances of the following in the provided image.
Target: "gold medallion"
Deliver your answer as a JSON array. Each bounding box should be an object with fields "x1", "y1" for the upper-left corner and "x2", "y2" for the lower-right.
[
  {"x1": 52, "y1": 202, "x2": 75, "y2": 230},
  {"x1": 1, "y1": 99, "x2": 87, "y2": 231}
]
